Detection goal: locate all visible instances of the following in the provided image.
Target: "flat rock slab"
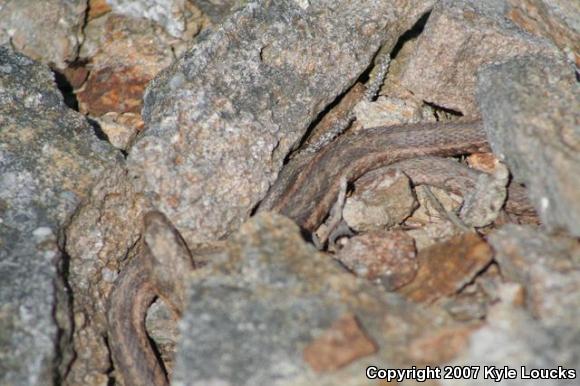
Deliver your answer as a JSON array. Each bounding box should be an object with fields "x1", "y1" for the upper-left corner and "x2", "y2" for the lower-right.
[
  {"x1": 128, "y1": 0, "x2": 435, "y2": 244},
  {"x1": 0, "y1": 48, "x2": 118, "y2": 385},
  {"x1": 477, "y1": 55, "x2": 580, "y2": 236},
  {"x1": 398, "y1": 0, "x2": 556, "y2": 115},
  {"x1": 173, "y1": 213, "x2": 453, "y2": 386}
]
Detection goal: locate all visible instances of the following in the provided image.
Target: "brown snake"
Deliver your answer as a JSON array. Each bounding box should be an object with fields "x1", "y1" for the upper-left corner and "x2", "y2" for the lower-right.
[
  {"x1": 107, "y1": 119, "x2": 514, "y2": 385},
  {"x1": 259, "y1": 119, "x2": 490, "y2": 230},
  {"x1": 108, "y1": 212, "x2": 195, "y2": 386}
]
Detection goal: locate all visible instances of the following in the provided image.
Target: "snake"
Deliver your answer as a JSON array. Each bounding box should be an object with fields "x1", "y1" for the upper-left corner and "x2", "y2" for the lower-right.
[{"x1": 107, "y1": 119, "x2": 534, "y2": 385}]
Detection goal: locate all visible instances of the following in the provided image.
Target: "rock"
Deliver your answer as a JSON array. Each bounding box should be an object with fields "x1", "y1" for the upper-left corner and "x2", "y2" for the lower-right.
[
  {"x1": 352, "y1": 96, "x2": 436, "y2": 129},
  {"x1": 398, "y1": 0, "x2": 557, "y2": 115},
  {"x1": 77, "y1": 13, "x2": 193, "y2": 117},
  {"x1": 192, "y1": 0, "x2": 245, "y2": 23},
  {"x1": 93, "y1": 112, "x2": 144, "y2": 150},
  {"x1": 0, "y1": 0, "x2": 87, "y2": 69},
  {"x1": 489, "y1": 225, "x2": 580, "y2": 328},
  {"x1": 407, "y1": 221, "x2": 462, "y2": 251},
  {"x1": 467, "y1": 152, "x2": 500, "y2": 173},
  {"x1": 398, "y1": 233, "x2": 493, "y2": 304},
  {"x1": 443, "y1": 227, "x2": 580, "y2": 384},
  {"x1": 407, "y1": 324, "x2": 481, "y2": 365},
  {"x1": 336, "y1": 230, "x2": 417, "y2": 291},
  {"x1": 409, "y1": 185, "x2": 463, "y2": 224},
  {"x1": 477, "y1": 55, "x2": 580, "y2": 236},
  {"x1": 106, "y1": 0, "x2": 201, "y2": 38},
  {"x1": 303, "y1": 314, "x2": 377, "y2": 373},
  {"x1": 506, "y1": 0, "x2": 580, "y2": 66},
  {"x1": 129, "y1": 0, "x2": 436, "y2": 245},
  {"x1": 442, "y1": 296, "x2": 580, "y2": 385},
  {"x1": 172, "y1": 213, "x2": 454, "y2": 385},
  {"x1": 63, "y1": 168, "x2": 147, "y2": 386},
  {"x1": 0, "y1": 48, "x2": 118, "y2": 386},
  {"x1": 343, "y1": 169, "x2": 417, "y2": 232},
  {"x1": 459, "y1": 162, "x2": 508, "y2": 228},
  {"x1": 145, "y1": 299, "x2": 179, "y2": 376},
  {"x1": 88, "y1": 0, "x2": 111, "y2": 20}
]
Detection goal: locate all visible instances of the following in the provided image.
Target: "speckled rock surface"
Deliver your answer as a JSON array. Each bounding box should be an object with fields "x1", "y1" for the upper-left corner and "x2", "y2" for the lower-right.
[
  {"x1": 173, "y1": 213, "x2": 456, "y2": 385},
  {"x1": 397, "y1": 0, "x2": 557, "y2": 115},
  {"x1": 129, "y1": 0, "x2": 435, "y2": 245},
  {"x1": 106, "y1": 0, "x2": 200, "y2": 38},
  {"x1": 77, "y1": 12, "x2": 201, "y2": 117},
  {"x1": 477, "y1": 55, "x2": 580, "y2": 236},
  {"x1": 490, "y1": 225, "x2": 580, "y2": 329},
  {"x1": 192, "y1": 0, "x2": 245, "y2": 23},
  {"x1": 63, "y1": 168, "x2": 147, "y2": 386},
  {"x1": 443, "y1": 289, "x2": 580, "y2": 385},
  {"x1": 343, "y1": 169, "x2": 417, "y2": 232},
  {"x1": 442, "y1": 226, "x2": 580, "y2": 384},
  {"x1": 0, "y1": 0, "x2": 87, "y2": 69},
  {"x1": 507, "y1": 0, "x2": 580, "y2": 66},
  {"x1": 0, "y1": 48, "x2": 119, "y2": 386}
]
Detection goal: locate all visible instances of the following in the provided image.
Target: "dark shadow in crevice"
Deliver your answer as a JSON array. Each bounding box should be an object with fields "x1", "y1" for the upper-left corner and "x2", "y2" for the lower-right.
[
  {"x1": 87, "y1": 118, "x2": 129, "y2": 158},
  {"x1": 424, "y1": 101, "x2": 464, "y2": 119},
  {"x1": 87, "y1": 117, "x2": 109, "y2": 141},
  {"x1": 52, "y1": 69, "x2": 80, "y2": 111},
  {"x1": 390, "y1": 11, "x2": 431, "y2": 60},
  {"x1": 52, "y1": 235, "x2": 76, "y2": 386}
]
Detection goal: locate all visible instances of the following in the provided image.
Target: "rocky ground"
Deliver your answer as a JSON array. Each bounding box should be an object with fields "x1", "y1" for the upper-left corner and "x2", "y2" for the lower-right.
[{"x1": 0, "y1": 1, "x2": 578, "y2": 385}]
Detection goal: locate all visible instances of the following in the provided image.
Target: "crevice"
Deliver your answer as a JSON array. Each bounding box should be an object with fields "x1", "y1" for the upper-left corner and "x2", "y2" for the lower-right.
[
  {"x1": 52, "y1": 68, "x2": 81, "y2": 111},
  {"x1": 424, "y1": 101, "x2": 464, "y2": 119},
  {"x1": 52, "y1": 238, "x2": 76, "y2": 385},
  {"x1": 87, "y1": 117, "x2": 109, "y2": 142},
  {"x1": 390, "y1": 11, "x2": 431, "y2": 60}
]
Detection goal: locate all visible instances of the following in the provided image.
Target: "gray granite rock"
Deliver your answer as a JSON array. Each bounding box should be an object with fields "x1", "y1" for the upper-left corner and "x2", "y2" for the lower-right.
[
  {"x1": 397, "y1": 0, "x2": 557, "y2": 115},
  {"x1": 444, "y1": 224, "x2": 580, "y2": 385},
  {"x1": 490, "y1": 225, "x2": 580, "y2": 329},
  {"x1": 0, "y1": 0, "x2": 87, "y2": 69},
  {"x1": 443, "y1": 303, "x2": 579, "y2": 385},
  {"x1": 0, "y1": 48, "x2": 119, "y2": 385},
  {"x1": 192, "y1": 0, "x2": 245, "y2": 23},
  {"x1": 477, "y1": 55, "x2": 580, "y2": 236},
  {"x1": 173, "y1": 213, "x2": 454, "y2": 386},
  {"x1": 105, "y1": 0, "x2": 201, "y2": 38},
  {"x1": 507, "y1": 0, "x2": 580, "y2": 67},
  {"x1": 128, "y1": 0, "x2": 435, "y2": 245}
]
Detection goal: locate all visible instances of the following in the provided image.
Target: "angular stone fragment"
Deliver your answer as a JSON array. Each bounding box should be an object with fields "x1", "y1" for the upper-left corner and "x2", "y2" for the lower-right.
[
  {"x1": 459, "y1": 162, "x2": 508, "y2": 228},
  {"x1": 0, "y1": 0, "x2": 87, "y2": 69},
  {"x1": 129, "y1": 0, "x2": 436, "y2": 244},
  {"x1": 489, "y1": 225, "x2": 580, "y2": 328},
  {"x1": 353, "y1": 96, "x2": 436, "y2": 129},
  {"x1": 303, "y1": 314, "x2": 377, "y2": 373},
  {"x1": 106, "y1": 0, "x2": 201, "y2": 38},
  {"x1": 343, "y1": 169, "x2": 417, "y2": 232},
  {"x1": 88, "y1": 0, "x2": 111, "y2": 20},
  {"x1": 77, "y1": 14, "x2": 185, "y2": 116},
  {"x1": 477, "y1": 55, "x2": 580, "y2": 236},
  {"x1": 0, "y1": 48, "x2": 118, "y2": 386},
  {"x1": 398, "y1": 233, "x2": 493, "y2": 304},
  {"x1": 173, "y1": 213, "x2": 453, "y2": 385},
  {"x1": 94, "y1": 112, "x2": 144, "y2": 150},
  {"x1": 398, "y1": 0, "x2": 557, "y2": 115},
  {"x1": 507, "y1": 0, "x2": 580, "y2": 66},
  {"x1": 336, "y1": 231, "x2": 417, "y2": 291}
]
